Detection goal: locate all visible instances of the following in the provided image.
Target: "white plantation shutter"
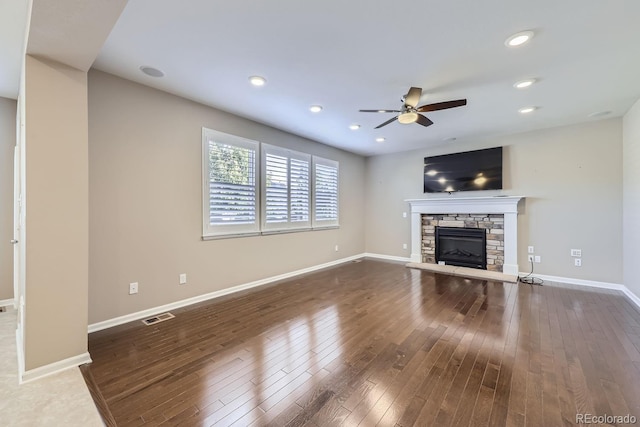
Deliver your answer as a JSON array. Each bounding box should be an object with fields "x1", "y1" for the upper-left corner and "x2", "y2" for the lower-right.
[
  {"x1": 262, "y1": 144, "x2": 311, "y2": 231},
  {"x1": 202, "y1": 129, "x2": 338, "y2": 238},
  {"x1": 290, "y1": 158, "x2": 310, "y2": 223},
  {"x1": 265, "y1": 152, "x2": 288, "y2": 223},
  {"x1": 202, "y1": 128, "x2": 259, "y2": 237},
  {"x1": 313, "y1": 157, "x2": 339, "y2": 227}
]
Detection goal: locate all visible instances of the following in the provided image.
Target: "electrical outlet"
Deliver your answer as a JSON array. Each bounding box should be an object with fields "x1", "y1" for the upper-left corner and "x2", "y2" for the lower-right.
[
  {"x1": 129, "y1": 282, "x2": 138, "y2": 295},
  {"x1": 402, "y1": 212, "x2": 407, "y2": 218},
  {"x1": 179, "y1": 273, "x2": 187, "y2": 285},
  {"x1": 334, "y1": 244, "x2": 339, "y2": 252},
  {"x1": 402, "y1": 243, "x2": 407, "y2": 250},
  {"x1": 571, "y1": 249, "x2": 582, "y2": 257},
  {"x1": 528, "y1": 246, "x2": 534, "y2": 254},
  {"x1": 575, "y1": 258, "x2": 582, "y2": 267},
  {"x1": 534, "y1": 255, "x2": 541, "y2": 263},
  {"x1": 528, "y1": 255, "x2": 534, "y2": 262}
]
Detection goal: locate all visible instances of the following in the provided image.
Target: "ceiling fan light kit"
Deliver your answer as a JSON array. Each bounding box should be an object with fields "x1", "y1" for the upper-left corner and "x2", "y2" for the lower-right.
[{"x1": 398, "y1": 112, "x2": 418, "y2": 124}]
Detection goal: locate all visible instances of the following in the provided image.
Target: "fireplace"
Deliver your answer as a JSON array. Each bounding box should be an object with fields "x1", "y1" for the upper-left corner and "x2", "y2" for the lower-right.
[
  {"x1": 436, "y1": 227, "x2": 487, "y2": 270},
  {"x1": 407, "y1": 197, "x2": 524, "y2": 275}
]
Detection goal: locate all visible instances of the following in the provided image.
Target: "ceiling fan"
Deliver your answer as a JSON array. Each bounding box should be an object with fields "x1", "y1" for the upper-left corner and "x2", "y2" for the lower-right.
[{"x1": 360, "y1": 87, "x2": 467, "y2": 129}]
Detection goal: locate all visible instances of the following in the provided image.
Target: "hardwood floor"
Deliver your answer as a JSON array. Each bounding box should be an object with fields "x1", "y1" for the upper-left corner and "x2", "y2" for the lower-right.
[{"x1": 83, "y1": 260, "x2": 640, "y2": 426}]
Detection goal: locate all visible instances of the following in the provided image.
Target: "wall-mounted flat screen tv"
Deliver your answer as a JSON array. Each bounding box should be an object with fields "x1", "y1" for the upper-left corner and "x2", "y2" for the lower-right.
[{"x1": 424, "y1": 147, "x2": 503, "y2": 193}]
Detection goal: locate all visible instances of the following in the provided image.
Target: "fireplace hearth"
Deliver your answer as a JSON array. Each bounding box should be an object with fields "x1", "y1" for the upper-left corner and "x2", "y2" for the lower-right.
[{"x1": 436, "y1": 227, "x2": 487, "y2": 269}]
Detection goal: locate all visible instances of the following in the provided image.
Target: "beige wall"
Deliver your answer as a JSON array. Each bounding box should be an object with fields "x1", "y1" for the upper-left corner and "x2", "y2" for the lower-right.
[
  {"x1": 365, "y1": 118, "x2": 623, "y2": 284},
  {"x1": 87, "y1": 70, "x2": 366, "y2": 324},
  {"x1": 0, "y1": 97, "x2": 16, "y2": 302},
  {"x1": 23, "y1": 56, "x2": 89, "y2": 369},
  {"x1": 623, "y1": 99, "x2": 640, "y2": 298}
]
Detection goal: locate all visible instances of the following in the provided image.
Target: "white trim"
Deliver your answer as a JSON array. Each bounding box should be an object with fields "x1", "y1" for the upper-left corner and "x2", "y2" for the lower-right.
[
  {"x1": 20, "y1": 352, "x2": 92, "y2": 384},
  {"x1": 88, "y1": 253, "x2": 366, "y2": 333},
  {"x1": 0, "y1": 298, "x2": 15, "y2": 309},
  {"x1": 363, "y1": 252, "x2": 412, "y2": 263},
  {"x1": 520, "y1": 272, "x2": 640, "y2": 310},
  {"x1": 521, "y1": 272, "x2": 624, "y2": 290},
  {"x1": 622, "y1": 287, "x2": 640, "y2": 310},
  {"x1": 405, "y1": 196, "x2": 524, "y2": 214},
  {"x1": 86, "y1": 256, "x2": 640, "y2": 334},
  {"x1": 16, "y1": 327, "x2": 24, "y2": 380},
  {"x1": 202, "y1": 127, "x2": 260, "y2": 238}
]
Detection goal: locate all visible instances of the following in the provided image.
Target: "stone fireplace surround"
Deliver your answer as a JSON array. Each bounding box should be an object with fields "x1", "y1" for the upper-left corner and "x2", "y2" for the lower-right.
[
  {"x1": 407, "y1": 196, "x2": 523, "y2": 276},
  {"x1": 425, "y1": 214, "x2": 503, "y2": 271}
]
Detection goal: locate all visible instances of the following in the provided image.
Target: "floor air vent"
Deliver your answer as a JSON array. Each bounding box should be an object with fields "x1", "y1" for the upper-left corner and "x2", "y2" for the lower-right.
[{"x1": 141, "y1": 312, "x2": 175, "y2": 326}]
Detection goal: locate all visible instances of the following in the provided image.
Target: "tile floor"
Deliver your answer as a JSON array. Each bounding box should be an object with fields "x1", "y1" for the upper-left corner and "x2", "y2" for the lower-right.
[{"x1": 0, "y1": 309, "x2": 104, "y2": 426}]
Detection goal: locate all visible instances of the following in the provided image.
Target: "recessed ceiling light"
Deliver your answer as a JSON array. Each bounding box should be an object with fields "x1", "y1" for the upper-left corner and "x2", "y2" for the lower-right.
[
  {"x1": 588, "y1": 110, "x2": 612, "y2": 118},
  {"x1": 249, "y1": 76, "x2": 266, "y2": 86},
  {"x1": 375, "y1": 137, "x2": 386, "y2": 143},
  {"x1": 518, "y1": 106, "x2": 538, "y2": 114},
  {"x1": 140, "y1": 66, "x2": 164, "y2": 78},
  {"x1": 349, "y1": 124, "x2": 361, "y2": 130},
  {"x1": 309, "y1": 105, "x2": 323, "y2": 113},
  {"x1": 505, "y1": 30, "x2": 534, "y2": 47},
  {"x1": 514, "y1": 79, "x2": 536, "y2": 89}
]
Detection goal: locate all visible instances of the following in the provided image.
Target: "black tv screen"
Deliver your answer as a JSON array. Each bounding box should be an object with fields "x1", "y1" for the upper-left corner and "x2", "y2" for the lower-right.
[{"x1": 424, "y1": 147, "x2": 503, "y2": 193}]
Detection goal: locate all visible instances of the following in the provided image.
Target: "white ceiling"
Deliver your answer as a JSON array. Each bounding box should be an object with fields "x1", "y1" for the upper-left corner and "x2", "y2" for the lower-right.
[{"x1": 3, "y1": 1, "x2": 640, "y2": 156}]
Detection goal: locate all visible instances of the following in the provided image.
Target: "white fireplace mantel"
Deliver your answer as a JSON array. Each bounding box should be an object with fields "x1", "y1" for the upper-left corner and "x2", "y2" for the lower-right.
[{"x1": 406, "y1": 196, "x2": 524, "y2": 275}]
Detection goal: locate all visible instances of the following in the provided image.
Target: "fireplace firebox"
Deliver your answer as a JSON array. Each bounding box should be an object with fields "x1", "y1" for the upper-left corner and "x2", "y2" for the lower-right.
[{"x1": 435, "y1": 226, "x2": 487, "y2": 270}]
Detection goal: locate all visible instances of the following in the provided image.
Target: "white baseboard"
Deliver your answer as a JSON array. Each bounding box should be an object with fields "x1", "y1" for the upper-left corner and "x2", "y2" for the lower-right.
[
  {"x1": 518, "y1": 272, "x2": 640, "y2": 310},
  {"x1": 88, "y1": 255, "x2": 640, "y2": 334},
  {"x1": 621, "y1": 286, "x2": 640, "y2": 309},
  {"x1": 89, "y1": 253, "x2": 366, "y2": 333},
  {"x1": 524, "y1": 273, "x2": 625, "y2": 290},
  {"x1": 363, "y1": 252, "x2": 412, "y2": 263},
  {"x1": 21, "y1": 352, "x2": 92, "y2": 384}
]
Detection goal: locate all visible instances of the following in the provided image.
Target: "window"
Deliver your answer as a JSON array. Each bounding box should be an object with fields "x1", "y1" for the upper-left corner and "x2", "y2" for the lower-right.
[
  {"x1": 313, "y1": 157, "x2": 339, "y2": 227},
  {"x1": 202, "y1": 128, "x2": 338, "y2": 238},
  {"x1": 262, "y1": 144, "x2": 311, "y2": 232},
  {"x1": 202, "y1": 129, "x2": 259, "y2": 237}
]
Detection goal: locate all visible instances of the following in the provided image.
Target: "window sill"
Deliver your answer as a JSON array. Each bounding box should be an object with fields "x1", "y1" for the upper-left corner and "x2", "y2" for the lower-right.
[{"x1": 202, "y1": 225, "x2": 339, "y2": 240}]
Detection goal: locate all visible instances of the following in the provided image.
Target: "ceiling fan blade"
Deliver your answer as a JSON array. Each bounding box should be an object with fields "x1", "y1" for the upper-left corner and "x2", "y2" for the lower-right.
[
  {"x1": 359, "y1": 109, "x2": 401, "y2": 113},
  {"x1": 417, "y1": 99, "x2": 467, "y2": 113},
  {"x1": 375, "y1": 116, "x2": 398, "y2": 129},
  {"x1": 416, "y1": 114, "x2": 434, "y2": 127}
]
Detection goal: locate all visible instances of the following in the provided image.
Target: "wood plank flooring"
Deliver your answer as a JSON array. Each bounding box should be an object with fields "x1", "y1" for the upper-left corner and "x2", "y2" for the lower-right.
[{"x1": 83, "y1": 260, "x2": 640, "y2": 426}]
